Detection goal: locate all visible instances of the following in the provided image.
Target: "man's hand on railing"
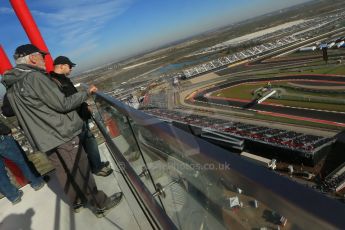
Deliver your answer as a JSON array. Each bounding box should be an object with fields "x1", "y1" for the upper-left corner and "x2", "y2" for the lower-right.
[{"x1": 88, "y1": 85, "x2": 98, "y2": 95}]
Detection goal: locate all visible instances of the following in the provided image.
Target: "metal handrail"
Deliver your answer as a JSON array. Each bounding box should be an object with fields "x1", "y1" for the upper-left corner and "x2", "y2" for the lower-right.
[{"x1": 92, "y1": 90, "x2": 345, "y2": 229}]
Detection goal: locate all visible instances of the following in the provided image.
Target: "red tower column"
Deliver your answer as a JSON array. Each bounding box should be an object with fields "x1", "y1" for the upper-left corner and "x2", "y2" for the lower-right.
[
  {"x1": 4, "y1": 159, "x2": 28, "y2": 186},
  {"x1": 0, "y1": 45, "x2": 13, "y2": 75},
  {"x1": 104, "y1": 114, "x2": 121, "y2": 138},
  {"x1": 10, "y1": 0, "x2": 54, "y2": 72}
]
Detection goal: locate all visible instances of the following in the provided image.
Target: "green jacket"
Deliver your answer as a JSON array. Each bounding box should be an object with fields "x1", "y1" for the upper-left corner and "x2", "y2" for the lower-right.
[{"x1": 2, "y1": 64, "x2": 88, "y2": 152}]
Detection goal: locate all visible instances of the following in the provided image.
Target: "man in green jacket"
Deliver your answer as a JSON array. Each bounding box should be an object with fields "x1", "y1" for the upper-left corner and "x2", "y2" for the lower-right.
[{"x1": 2, "y1": 44, "x2": 122, "y2": 217}]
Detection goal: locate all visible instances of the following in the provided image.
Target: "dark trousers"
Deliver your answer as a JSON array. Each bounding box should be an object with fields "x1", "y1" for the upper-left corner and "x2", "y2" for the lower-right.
[
  {"x1": 80, "y1": 121, "x2": 104, "y2": 173},
  {"x1": 47, "y1": 136, "x2": 108, "y2": 208}
]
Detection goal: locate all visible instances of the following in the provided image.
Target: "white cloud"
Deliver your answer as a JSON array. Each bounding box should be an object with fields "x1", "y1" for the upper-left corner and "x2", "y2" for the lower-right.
[
  {"x1": 0, "y1": 7, "x2": 13, "y2": 14},
  {"x1": 66, "y1": 38, "x2": 99, "y2": 57},
  {"x1": 30, "y1": 0, "x2": 133, "y2": 59}
]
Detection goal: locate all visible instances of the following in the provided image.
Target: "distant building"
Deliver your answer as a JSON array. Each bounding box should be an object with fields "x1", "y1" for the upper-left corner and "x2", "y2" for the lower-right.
[
  {"x1": 319, "y1": 44, "x2": 328, "y2": 50},
  {"x1": 327, "y1": 42, "x2": 336, "y2": 48},
  {"x1": 229, "y1": 196, "x2": 241, "y2": 209},
  {"x1": 126, "y1": 94, "x2": 140, "y2": 109},
  {"x1": 173, "y1": 77, "x2": 179, "y2": 86},
  {"x1": 241, "y1": 151, "x2": 271, "y2": 167},
  {"x1": 336, "y1": 41, "x2": 344, "y2": 48},
  {"x1": 268, "y1": 159, "x2": 277, "y2": 170},
  {"x1": 299, "y1": 46, "x2": 316, "y2": 52}
]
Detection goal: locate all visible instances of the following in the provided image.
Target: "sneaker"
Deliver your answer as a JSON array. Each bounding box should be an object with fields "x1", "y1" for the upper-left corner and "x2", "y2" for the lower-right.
[
  {"x1": 102, "y1": 161, "x2": 110, "y2": 168},
  {"x1": 32, "y1": 182, "x2": 45, "y2": 191},
  {"x1": 94, "y1": 192, "x2": 123, "y2": 218},
  {"x1": 73, "y1": 203, "x2": 85, "y2": 213},
  {"x1": 11, "y1": 190, "x2": 24, "y2": 205},
  {"x1": 95, "y1": 167, "x2": 113, "y2": 177}
]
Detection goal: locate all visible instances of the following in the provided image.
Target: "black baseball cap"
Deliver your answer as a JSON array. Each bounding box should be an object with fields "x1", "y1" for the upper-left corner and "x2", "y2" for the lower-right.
[
  {"x1": 14, "y1": 44, "x2": 48, "y2": 59},
  {"x1": 53, "y1": 56, "x2": 76, "y2": 67}
]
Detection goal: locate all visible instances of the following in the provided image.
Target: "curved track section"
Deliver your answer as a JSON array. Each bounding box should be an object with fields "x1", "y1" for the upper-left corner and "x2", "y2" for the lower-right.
[{"x1": 192, "y1": 75, "x2": 345, "y2": 125}]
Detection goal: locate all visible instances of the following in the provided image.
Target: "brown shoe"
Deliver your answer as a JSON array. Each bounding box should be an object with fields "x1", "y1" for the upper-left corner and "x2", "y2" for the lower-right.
[
  {"x1": 94, "y1": 192, "x2": 123, "y2": 218},
  {"x1": 73, "y1": 202, "x2": 85, "y2": 213},
  {"x1": 95, "y1": 166, "x2": 113, "y2": 177}
]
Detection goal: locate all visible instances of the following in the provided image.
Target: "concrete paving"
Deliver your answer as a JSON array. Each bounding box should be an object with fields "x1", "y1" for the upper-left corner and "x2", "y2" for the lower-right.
[{"x1": 0, "y1": 143, "x2": 146, "y2": 230}]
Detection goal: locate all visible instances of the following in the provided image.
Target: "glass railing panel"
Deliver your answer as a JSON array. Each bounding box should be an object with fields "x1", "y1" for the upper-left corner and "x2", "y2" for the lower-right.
[
  {"x1": 128, "y1": 119, "x2": 294, "y2": 229},
  {"x1": 105, "y1": 106, "x2": 283, "y2": 229},
  {"x1": 92, "y1": 97, "x2": 158, "y2": 195},
  {"x1": 90, "y1": 91, "x2": 345, "y2": 230},
  {"x1": 127, "y1": 119, "x2": 228, "y2": 229}
]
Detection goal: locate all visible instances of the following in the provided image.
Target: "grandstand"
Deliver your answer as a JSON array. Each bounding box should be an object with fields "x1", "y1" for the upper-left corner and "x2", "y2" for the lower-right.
[
  {"x1": 181, "y1": 35, "x2": 299, "y2": 79},
  {"x1": 180, "y1": 11, "x2": 345, "y2": 80},
  {"x1": 317, "y1": 170, "x2": 345, "y2": 194},
  {"x1": 144, "y1": 108, "x2": 336, "y2": 166}
]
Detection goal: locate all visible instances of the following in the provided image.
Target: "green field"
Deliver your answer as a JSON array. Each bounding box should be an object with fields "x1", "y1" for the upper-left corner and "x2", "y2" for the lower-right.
[
  {"x1": 273, "y1": 82, "x2": 345, "y2": 99},
  {"x1": 211, "y1": 82, "x2": 262, "y2": 100},
  {"x1": 210, "y1": 81, "x2": 345, "y2": 112},
  {"x1": 282, "y1": 64, "x2": 345, "y2": 75}
]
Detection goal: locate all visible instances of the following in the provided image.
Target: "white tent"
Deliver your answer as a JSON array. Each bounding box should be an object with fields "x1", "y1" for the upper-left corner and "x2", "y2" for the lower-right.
[{"x1": 229, "y1": 196, "x2": 240, "y2": 208}]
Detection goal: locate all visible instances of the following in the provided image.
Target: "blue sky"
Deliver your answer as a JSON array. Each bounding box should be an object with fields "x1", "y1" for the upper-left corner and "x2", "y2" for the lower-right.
[{"x1": 0, "y1": 0, "x2": 311, "y2": 78}]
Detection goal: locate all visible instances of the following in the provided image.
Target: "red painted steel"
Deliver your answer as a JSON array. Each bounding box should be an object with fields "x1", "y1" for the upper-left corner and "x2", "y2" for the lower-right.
[
  {"x1": 2, "y1": 0, "x2": 53, "y2": 187},
  {"x1": 0, "y1": 45, "x2": 13, "y2": 75},
  {"x1": 10, "y1": 0, "x2": 54, "y2": 72},
  {"x1": 4, "y1": 159, "x2": 28, "y2": 186},
  {"x1": 104, "y1": 115, "x2": 120, "y2": 138}
]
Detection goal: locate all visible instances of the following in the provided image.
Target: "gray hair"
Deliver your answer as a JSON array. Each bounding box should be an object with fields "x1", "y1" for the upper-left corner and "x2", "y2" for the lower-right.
[
  {"x1": 15, "y1": 52, "x2": 42, "y2": 65},
  {"x1": 15, "y1": 55, "x2": 31, "y2": 65}
]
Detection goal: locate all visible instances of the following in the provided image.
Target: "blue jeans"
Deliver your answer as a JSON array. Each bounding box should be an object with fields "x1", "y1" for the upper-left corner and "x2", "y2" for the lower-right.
[
  {"x1": 80, "y1": 122, "x2": 103, "y2": 173},
  {"x1": 0, "y1": 135, "x2": 43, "y2": 202}
]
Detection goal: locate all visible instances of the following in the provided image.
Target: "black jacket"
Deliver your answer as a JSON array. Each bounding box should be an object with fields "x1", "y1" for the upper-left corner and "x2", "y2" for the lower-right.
[
  {"x1": 1, "y1": 94, "x2": 15, "y2": 117},
  {"x1": 50, "y1": 72, "x2": 91, "y2": 121},
  {"x1": 0, "y1": 122, "x2": 12, "y2": 135}
]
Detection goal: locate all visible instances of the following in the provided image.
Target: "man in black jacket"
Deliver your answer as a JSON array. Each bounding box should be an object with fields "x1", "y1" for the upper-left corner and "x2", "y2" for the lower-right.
[
  {"x1": 0, "y1": 121, "x2": 44, "y2": 204},
  {"x1": 50, "y1": 56, "x2": 113, "y2": 177}
]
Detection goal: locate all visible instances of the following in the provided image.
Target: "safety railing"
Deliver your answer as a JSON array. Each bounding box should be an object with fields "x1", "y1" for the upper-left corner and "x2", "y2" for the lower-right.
[{"x1": 89, "y1": 89, "x2": 345, "y2": 230}]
